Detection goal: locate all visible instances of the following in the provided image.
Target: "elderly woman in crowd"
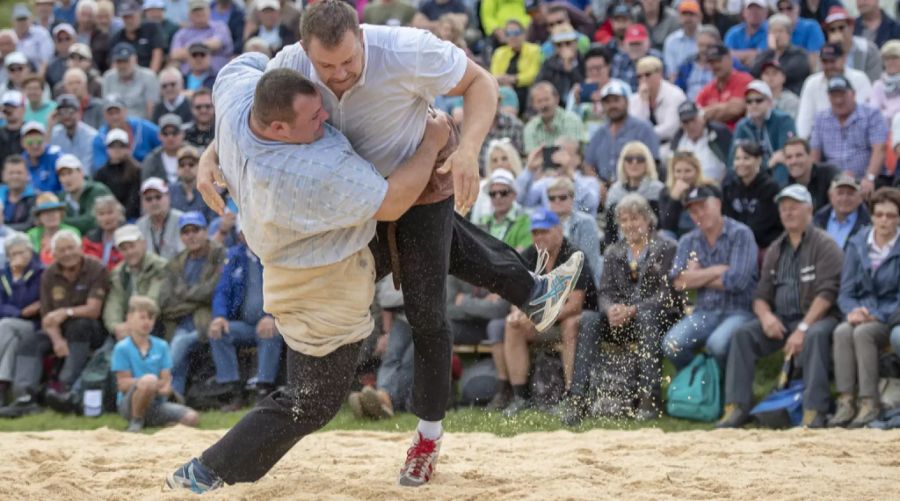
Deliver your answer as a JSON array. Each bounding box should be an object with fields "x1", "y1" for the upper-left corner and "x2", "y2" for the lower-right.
[
  {"x1": 831, "y1": 187, "x2": 900, "y2": 429},
  {"x1": 547, "y1": 176, "x2": 602, "y2": 289},
  {"x1": 565, "y1": 194, "x2": 681, "y2": 425},
  {"x1": 471, "y1": 139, "x2": 523, "y2": 224},
  {"x1": 869, "y1": 40, "x2": 900, "y2": 123},
  {"x1": 82, "y1": 195, "x2": 126, "y2": 271},
  {"x1": 0, "y1": 233, "x2": 43, "y2": 402},
  {"x1": 604, "y1": 141, "x2": 665, "y2": 247},
  {"x1": 722, "y1": 140, "x2": 783, "y2": 251},
  {"x1": 27, "y1": 193, "x2": 81, "y2": 265},
  {"x1": 658, "y1": 151, "x2": 712, "y2": 239}
]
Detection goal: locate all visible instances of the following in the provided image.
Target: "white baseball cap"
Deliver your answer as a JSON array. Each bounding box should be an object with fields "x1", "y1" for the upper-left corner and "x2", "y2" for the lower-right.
[
  {"x1": 114, "y1": 224, "x2": 143, "y2": 247},
  {"x1": 55, "y1": 153, "x2": 83, "y2": 171},
  {"x1": 22, "y1": 121, "x2": 46, "y2": 136},
  {"x1": 140, "y1": 176, "x2": 169, "y2": 194},
  {"x1": 483, "y1": 168, "x2": 516, "y2": 193},
  {"x1": 745, "y1": 80, "x2": 773, "y2": 100},
  {"x1": 4, "y1": 51, "x2": 28, "y2": 68},
  {"x1": 105, "y1": 128, "x2": 129, "y2": 146}
]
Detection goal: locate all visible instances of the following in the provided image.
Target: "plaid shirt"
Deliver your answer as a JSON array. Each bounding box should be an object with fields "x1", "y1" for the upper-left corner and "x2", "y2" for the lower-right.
[
  {"x1": 523, "y1": 107, "x2": 585, "y2": 153},
  {"x1": 611, "y1": 47, "x2": 665, "y2": 91},
  {"x1": 809, "y1": 103, "x2": 889, "y2": 179},
  {"x1": 670, "y1": 217, "x2": 758, "y2": 313}
]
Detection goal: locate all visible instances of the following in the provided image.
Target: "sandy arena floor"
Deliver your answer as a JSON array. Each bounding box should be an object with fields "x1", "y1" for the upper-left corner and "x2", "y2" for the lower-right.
[{"x1": 1, "y1": 427, "x2": 898, "y2": 500}]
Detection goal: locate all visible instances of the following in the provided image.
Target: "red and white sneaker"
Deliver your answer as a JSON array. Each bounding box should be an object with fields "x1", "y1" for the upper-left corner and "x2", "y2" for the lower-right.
[{"x1": 397, "y1": 432, "x2": 442, "y2": 487}]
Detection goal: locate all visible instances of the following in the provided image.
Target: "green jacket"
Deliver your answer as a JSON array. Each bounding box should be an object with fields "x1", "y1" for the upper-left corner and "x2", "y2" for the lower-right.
[
  {"x1": 480, "y1": 204, "x2": 533, "y2": 251},
  {"x1": 27, "y1": 224, "x2": 81, "y2": 252},
  {"x1": 60, "y1": 180, "x2": 112, "y2": 234},
  {"x1": 102, "y1": 251, "x2": 169, "y2": 333},
  {"x1": 159, "y1": 241, "x2": 225, "y2": 342}
]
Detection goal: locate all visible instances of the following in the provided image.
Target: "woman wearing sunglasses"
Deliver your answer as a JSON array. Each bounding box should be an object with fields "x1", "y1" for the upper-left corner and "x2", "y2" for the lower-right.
[{"x1": 603, "y1": 141, "x2": 664, "y2": 248}]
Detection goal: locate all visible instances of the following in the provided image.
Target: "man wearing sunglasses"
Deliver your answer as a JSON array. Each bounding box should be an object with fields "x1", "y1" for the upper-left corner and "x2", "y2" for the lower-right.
[
  {"x1": 184, "y1": 42, "x2": 217, "y2": 92},
  {"x1": 184, "y1": 88, "x2": 215, "y2": 149},
  {"x1": 141, "y1": 113, "x2": 186, "y2": 186},
  {"x1": 823, "y1": 6, "x2": 882, "y2": 83},
  {"x1": 21, "y1": 121, "x2": 62, "y2": 194},
  {"x1": 730, "y1": 80, "x2": 797, "y2": 185},
  {"x1": 45, "y1": 23, "x2": 76, "y2": 91}
]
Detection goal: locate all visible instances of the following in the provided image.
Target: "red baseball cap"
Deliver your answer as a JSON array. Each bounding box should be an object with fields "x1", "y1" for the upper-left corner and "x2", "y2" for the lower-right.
[
  {"x1": 825, "y1": 6, "x2": 851, "y2": 24},
  {"x1": 624, "y1": 24, "x2": 649, "y2": 43}
]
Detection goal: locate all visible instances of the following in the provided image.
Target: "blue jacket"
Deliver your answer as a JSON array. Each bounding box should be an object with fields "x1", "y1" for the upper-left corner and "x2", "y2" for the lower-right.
[
  {"x1": 211, "y1": 243, "x2": 262, "y2": 320},
  {"x1": 838, "y1": 227, "x2": 900, "y2": 323},
  {"x1": 23, "y1": 146, "x2": 62, "y2": 193},
  {"x1": 91, "y1": 117, "x2": 161, "y2": 172},
  {"x1": 0, "y1": 257, "x2": 44, "y2": 327}
]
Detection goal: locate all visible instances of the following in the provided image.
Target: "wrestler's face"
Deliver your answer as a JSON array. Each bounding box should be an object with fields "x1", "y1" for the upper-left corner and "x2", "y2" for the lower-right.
[
  {"x1": 276, "y1": 91, "x2": 329, "y2": 144},
  {"x1": 304, "y1": 29, "x2": 364, "y2": 96}
]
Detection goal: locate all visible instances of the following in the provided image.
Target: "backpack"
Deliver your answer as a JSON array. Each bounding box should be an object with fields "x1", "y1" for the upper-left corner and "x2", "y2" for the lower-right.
[
  {"x1": 80, "y1": 348, "x2": 117, "y2": 416},
  {"x1": 530, "y1": 351, "x2": 565, "y2": 409},
  {"x1": 750, "y1": 356, "x2": 803, "y2": 428},
  {"x1": 666, "y1": 353, "x2": 722, "y2": 422}
]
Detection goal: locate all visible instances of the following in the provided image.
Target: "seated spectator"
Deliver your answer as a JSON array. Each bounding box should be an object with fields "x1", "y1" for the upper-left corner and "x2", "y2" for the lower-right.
[
  {"x1": 718, "y1": 184, "x2": 843, "y2": 429},
  {"x1": 696, "y1": 43, "x2": 753, "y2": 130},
  {"x1": 729, "y1": 80, "x2": 797, "y2": 185},
  {"x1": 171, "y1": 0, "x2": 234, "y2": 75},
  {"x1": 671, "y1": 101, "x2": 731, "y2": 183},
  {"x1": 479, "y1": 0, "x2": 530, "y2": 44},
  {"x1": 94, "y1": 128, "x2": 142, "y2": 220},
  {"x1": 60, "y1": 66, "x2": 103, "y2": 128},
  {"x1": 183, "y1": 43, "x2": 217, "y2": 93},
  {"x1": 611, "y1": 24, "x2": 664, "y2": 91},
  {"x1": 824, "y1": 7, "x2": 882, "y2": 83},
  {"x1": 21, "y1": 121, "x2": 62, "y2": 194},
  {"x1": 364, "y1": 0, "x2": 416, "y2": 25},
  {"x1": 663, "y1": 185, "x2": 758, "y2": 371},
  {"x1": 814, "y1": 175, "x2": 871, "y2": 250},
  {"x1": 723, "y1": 0, "x2": 768, "y2": 69},
  {"x1": 183, "y1": 88, "x2": 214, "y2": 149},
  {"x1": 112, "y1": 295, "x2": 200, "y2": 432},
  {"x1": 796, "y1": 43, "x2": 873, "y2": 138},
  {"x1": 535, "y1": 23, "x2": 584, "y2": 107},
  {"x1": 101, "y1": 43, "x2": 160, "y2": 120},
  {"x1": 56, "y1": 154, "x2": 111, "y2": 234},
  {"x1": 136, "y1": 178, "x2": 184, "y2": 260},
  {"x1": 210, "y1": 0, "x2": 246, "y2": 56},
  {"x1": 749, "y1": 14, "x2": 811, "y2": 94},
  {"x1": 0, "y1": 234, "x2": 42, "y2": 403},
  {"x1": 523, "y1": 82, "x2": 583, "y2": 154},
  {"x1": 479, "y1": 97, "x2": 524, "y2": 173},
  {"x1": 547, "y1": 177, "x2": 602, "y2": 289},
  {"x1": 169, "y1": 146, "x2": 215, "y2": 222},
  {"x1": 159, "y1": 212, "x2": 225, "y2": 398},
  {"x1": 209, "y1": 238, "x2": 283, "y2": 411},
  {"x1": 208, "y1": 208, "x2": 240, "y2": 248},
  {"x1": 674, "y1": 25, "x2": 720, "y2": 101},
  {"x1": 854, "y1": 0, "x2": 900, "y2": 49},
  {"x1": 110, "y1": 0, "x2": 164, "y2": 72},
  {"x1": 245, "y1": 0, "x2": 297, "y2": 56},
  {"x1": 28, "y1": 193, "x2": 81, "y2": 265},
  {"x1": 0, "y1": 155, "x2": 37, "y2": 231},
  {"x1": 784, "y1": 137, "x2": 839, "y2": 210},
  {"x1": 658, "y1": 151, "x2": 711, "y2": 239},
  {"x1": 103, "y1": 224, "x2": 167, "y2": 339},
  {"x1": 491, "y1": 20, "x2": 541, "y2": 114},
  {"x1": 585, "y1": 80, "x2": 659, "y2": 185},
  {"x1": 722, "y1": 140, "x2": 783, "y2": 250},
  {"x1": 152, "y1": 68, "x2": 193, "y2": 124},
  {"x1": 72, "y1": 0, "x2": 111, "y2": 74},
  {"x1": 11, "y1": 5, "x2": 53, "y2": 72},
  {"x1": 604, "y1": 141, "x2": 665, "y2": 247},
  {"x1": 564, "y1": 194, "x2": 681, "y2": 424},
  {"x1": 810, "y1": 76, "x2": 888, "y2": 192},
  {"x1": 4, "y1": 51, "x2": 30, "y2": 92},
  {"x1": 663, "y1": 0, "x2": 701, "y2": 79},
  {"x1": 44, "y1": 23, "x2": 76, "y2": 92},
  {"x1": 831, "y1": 187, "x2": 900, "y2": 428},
  {"x1": 629, "y1": 55, "x2": 686, "y2": 145},
  {"x1": 82, "y1": 195, "x2": 126, "y2": 270},
  {"x1": 50, "y1": 94, "x2": 98, "y2": 170},
  {"x1": 566, "y1": 47, "x2": 617, "y2": 138},
  {"x1": 637, "y1": 0, "x2": 680, "y2": 51},
  {"x1": 776, "y1": 0, "x2": 825, "y2": 59},
  {"x1": 519, "y1": 136, "x2": 601, "y2": 216},
  {"x1": 501, "y1": 209, "x2": 595, "y2": 417},
  {"x1": 14, "y1": 230, "x2": 107, "y2": 415},
  {"x1": 142, "y1": 114, "x2": 185, "y2": 186},
  {"x1": 22, "y1": 76, "x2": 55, "y2": 128},
  {"x1": 479, "y1": 169, "x2": 533, "y2": 252},
  {"x1": 91, "y1": 97, "x2": 160, "y2": 171},
  {"x1": 0, "y1": 90, "x2": 26, "y2": 166},
  {"x1": 868, "y1": 41, "x2": 900, "y2": 122},
  {"x1": 471, "y1": 138, "x2": 522, "y2": 224},
  {"x1": 759, "y1": 60, "x2": 800, "y2": 119}
]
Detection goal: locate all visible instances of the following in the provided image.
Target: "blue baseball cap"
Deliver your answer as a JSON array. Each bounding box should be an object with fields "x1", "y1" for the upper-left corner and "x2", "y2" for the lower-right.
[
  {"x1": 178, "y1": 211, "x2": 207, "y2": 230},
  {"x1": 530, "y1": 209, "x2": 560, "y2": 231}
]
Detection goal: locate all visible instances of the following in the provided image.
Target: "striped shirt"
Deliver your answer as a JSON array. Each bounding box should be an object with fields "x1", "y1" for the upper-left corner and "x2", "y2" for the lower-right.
[
  {"x1": 773, "y1": 238, "x2": 803, "y2": 320},
  {"x1": 670, "y1": 217, "x2": 758, "y2": 313},
  {"x1": 212, "y1": 53, "x2": 388, "y2": 269}
]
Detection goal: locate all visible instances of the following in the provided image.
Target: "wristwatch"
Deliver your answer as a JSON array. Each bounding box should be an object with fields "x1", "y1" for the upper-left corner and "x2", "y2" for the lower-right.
[
  {"x1": 866, "y1": 173, "x2": 876, "y2": 182},
  {"x1": 797, "y1": 322, "x2": 809, "y2": 333},
  {"x1": 66, "y1": 308, "x2": 74, "y2": 318}
]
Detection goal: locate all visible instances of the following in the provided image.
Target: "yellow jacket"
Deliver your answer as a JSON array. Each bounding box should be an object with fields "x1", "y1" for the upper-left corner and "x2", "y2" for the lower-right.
[
  {"x1": 490, "y1": 42, "x2": 542, "y2": 88},
  {"x1": 480, "y1": 0, "x2": 531, "y2": 36}
]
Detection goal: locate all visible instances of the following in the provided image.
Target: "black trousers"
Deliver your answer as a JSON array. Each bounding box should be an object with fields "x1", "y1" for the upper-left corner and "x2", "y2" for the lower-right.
[{"x1": 13, "y1": 318, "x2": 106, "y2": 394}]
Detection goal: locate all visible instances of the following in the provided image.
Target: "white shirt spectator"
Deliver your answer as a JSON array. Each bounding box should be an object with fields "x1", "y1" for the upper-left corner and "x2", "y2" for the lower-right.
[
  {"x1": 16, "y1": 25, "x2": 53, "y2": 68},
  {"x1": 629, "y1": 80, "x2": 687, "y2": 143},
  {"x1": 675, "y1": 133, "x2": 727, "y2": 182},
  {"x1": 796, "y1": 69, "x2": 873, "y2": 138}
]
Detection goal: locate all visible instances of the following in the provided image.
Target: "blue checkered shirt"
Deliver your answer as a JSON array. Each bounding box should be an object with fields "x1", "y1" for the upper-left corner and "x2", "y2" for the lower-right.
[{"x1": 809, "y1": 103, "x2": 889, "y2": 179}]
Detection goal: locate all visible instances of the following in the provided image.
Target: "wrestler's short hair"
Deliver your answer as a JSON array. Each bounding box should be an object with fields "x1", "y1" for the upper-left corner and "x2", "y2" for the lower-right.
[
  {"x1": 252, "y1": 69, "x2": 318, "y2": 126},
  {"x1": 301, "y1": 0, "x2": 360, "y2": 49}
]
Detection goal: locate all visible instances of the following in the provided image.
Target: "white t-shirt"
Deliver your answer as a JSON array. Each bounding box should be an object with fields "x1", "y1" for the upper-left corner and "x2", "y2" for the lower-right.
[
  {"x1": 796, "y1": 69, "x2": 873, "y2": 138},
  {"x1": 161, "y1": 152, "x2": 179, "y2": 186},
  {"x1": 269, "y1": 24, "x2": 468, "y2": 177},
  {"x1": 677, "y1": 133, "x2": 727, "y2": 183}
]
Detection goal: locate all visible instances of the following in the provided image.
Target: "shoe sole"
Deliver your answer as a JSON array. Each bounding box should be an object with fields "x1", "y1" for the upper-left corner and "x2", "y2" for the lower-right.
[
  {"x1": 359, "y1": 388, "x2": 393, "y2": 420},
  {"x1": 533, "y1": 252, "x2": 584, "y2": 333}
]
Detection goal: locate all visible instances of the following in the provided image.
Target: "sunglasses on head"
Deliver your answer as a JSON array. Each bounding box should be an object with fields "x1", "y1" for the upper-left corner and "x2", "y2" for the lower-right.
[
  {"x1": 624, "y1": 155, "x2": 646, "y2": 164},
  {"x1": 548, "y1": 194, "x2": 571, "y2": 202},
  {"x1": 746, "y1": 97, "x2": 766, "y2": 104}
]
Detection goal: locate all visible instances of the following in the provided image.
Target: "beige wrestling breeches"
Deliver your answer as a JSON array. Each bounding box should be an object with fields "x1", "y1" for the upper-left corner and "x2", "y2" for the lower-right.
[{"x1": 262, "y1": 247, "x2": 376, "y2": 357}]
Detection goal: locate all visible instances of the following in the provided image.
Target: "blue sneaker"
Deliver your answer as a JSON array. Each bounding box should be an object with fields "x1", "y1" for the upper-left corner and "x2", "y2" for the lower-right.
[
  {"x1": 524, "y1": 250, "x2": 584, "y2": 332},
  {"x1": 166, "y1": 458, "x2": 223, "y2": 493}
]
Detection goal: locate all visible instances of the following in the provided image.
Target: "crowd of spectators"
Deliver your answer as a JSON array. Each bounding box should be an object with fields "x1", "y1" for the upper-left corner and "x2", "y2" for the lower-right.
[{"x1": 0, "y1": 0, "x2": 899, "y2": 431}]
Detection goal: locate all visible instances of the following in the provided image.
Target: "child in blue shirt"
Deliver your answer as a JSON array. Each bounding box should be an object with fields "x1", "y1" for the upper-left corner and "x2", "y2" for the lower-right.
[{"x1": 111, "y1": 295, "x2": 200, "y2": 432}]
